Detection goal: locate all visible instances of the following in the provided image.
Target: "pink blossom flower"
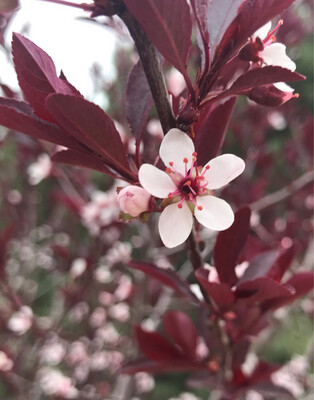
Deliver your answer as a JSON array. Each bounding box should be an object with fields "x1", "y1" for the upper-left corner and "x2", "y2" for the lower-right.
[
  {"x1": 118, "y1": 185, "x2": 151, "y2": 217},
  {"x1": 253, "y1": 21, "x2": 296, "y2": 72},
  {"x1": 253, "y1": 21, "x2": 296, "y2": 93},
  {"x1": 27, "y1": 154, "x2": 52, "y2": 185},
  {"x1": 0, "y1": 351, "x2": 13, "y2": 372},
  {"x1": 139, "y1": 129, "x2": 245, "y2": 248},
  {"x1": 7, "y1": 306, "x2": 33, "y2": 335}
]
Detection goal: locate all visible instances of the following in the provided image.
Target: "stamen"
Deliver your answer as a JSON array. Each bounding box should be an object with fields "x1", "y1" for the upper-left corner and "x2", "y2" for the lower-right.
[
  {"x1": 188, "y1": 194, "x2": 197, "y2": 206},
  {"x1": 177, "y1": 198, "x2": 185, "y2": 209},
  {"x1": 263, "y1": 19, "x2": 283, "y2": 45},
  {"x1": 186, "y1": 183, "x2": 197, "y2": 196},
  {"x1": 168, "y1": 189, "x2": 181, "y2": 198}
]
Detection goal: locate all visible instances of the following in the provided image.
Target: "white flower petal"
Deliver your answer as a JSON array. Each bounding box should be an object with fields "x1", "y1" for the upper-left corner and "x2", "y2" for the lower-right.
[
  {"x1": 203, "y1": 154, "x2": 245, "y2": 190},
  {"x1": 139, "y1": 164, "x2": 177, "y2": 198},
  {"x1": 260, "y1": 43, "x2": 296, "y2": 71},
  {"x1": 253, "y1": 22, "x2": 272, "y2": 40},
  {"x1": 159, "y1": 128, "x2": 194, "y2": 175},
  {"x1": 158, "y1": 202, "x2": 193, "y2": 248},
  {"x1": 195, "y1": 196, "x2": 234, "y2": 231},
  {"x1": 273, "y1": 82, "x2": 294, "y2": 92}
]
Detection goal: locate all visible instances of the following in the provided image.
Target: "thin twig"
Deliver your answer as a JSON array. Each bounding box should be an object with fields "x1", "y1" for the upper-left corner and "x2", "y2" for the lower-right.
[{"x1": 251, "y1": 170, "x2": 314, "y2": 212}]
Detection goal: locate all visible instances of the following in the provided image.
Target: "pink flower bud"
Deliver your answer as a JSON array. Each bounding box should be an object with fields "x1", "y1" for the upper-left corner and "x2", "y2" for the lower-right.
[{"x1": 118, "y1": 186, "x2": 150, "y2": 217}]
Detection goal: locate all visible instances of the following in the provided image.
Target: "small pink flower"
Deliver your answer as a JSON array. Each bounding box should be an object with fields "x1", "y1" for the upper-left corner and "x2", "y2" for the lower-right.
[
  {"x1": 27, "y1": 154, "x2": 52, "y2": 185},
  {"x1": 139, "y1": 129, "x2": 245, "y2": 248},
  {"x1": 118, "y1": 185, "x2": 151, "y2": 217},
  {"x1": 253, "y1": 21, "x2": 296, "y2": 72}
]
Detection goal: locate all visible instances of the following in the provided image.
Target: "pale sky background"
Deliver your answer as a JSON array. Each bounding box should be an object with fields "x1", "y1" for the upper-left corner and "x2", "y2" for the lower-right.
[{"x1": 1, "y1": 0, "x2": 119, "y2": 106}]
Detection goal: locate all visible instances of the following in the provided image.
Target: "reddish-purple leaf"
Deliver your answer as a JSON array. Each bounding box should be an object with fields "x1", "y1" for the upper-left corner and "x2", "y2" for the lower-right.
[
  {"x1": 125, "y1": 60, "x2": 153, "y2": 138},
  {"x1": 163, "y1": 311, "x2": 198, "y2": 360},
  {"x1": 249, "y1": 360, "x2": 280, "y2": 385},
  {"x1": 235, "y1": 277, "x2": 293, "y2": 303},
  {"x1": 0, "y1": 97, "x2": 83, "y2": 150},
  {"x1": 190, "y1": 0, "x2": 209, "y2": 43},
  {"x1": 215, "y1": 0, "x2": 296, "y2": 64},
  {"x1": 194, "y1": 96, "x2": 237, "y2": 166},
  {"x1": 124, "y1": 0, "x2": 193, "y2": 89},
  {"x1": 225, "y1": 66, "x2": 305, "y2": 96},
  {"x1": 122, "y1": 356, "x2": 204, "y2": 374},
  {"x1": 45, "y1": 94, "x2": 134, "y2": 180},
  {"x1": 267, "y1": 243, "x2": 297, "y2": 282},
  {"x1": 253, "y1": 382, "x2": 294, "y2": 399},
  {"x1": 207, "y1": 0, "x2": 244, "y2": 54},
  {"x1": 263, "y1": 271, "x2": 314, "y2": 310},
  {"x1": 0, "y1": 0, "x2": 19, "y2": 12},
  {"x1": 195, "y1": 267, "x2": 235, "y2": 306},
  {"x1": 214, "y1": 206, "x2": 251, "y2": 286},
  {"x1": 247, "y1": 84, "x2": 298, "y2": 106},
  {"x1": 135, "y1": 325, "x2": 184, "y2": 362},
  {"x1": 128, "y1": 261, "x2": 199, "y2": 303},
  {"x1": 238, "y1": 250, "x2": 279, "y2": 284},
  {"x1": 0, "y1": 225, "x2": 15, "y2": 279},
  {"x1": 190, "y1": 0, "x2": 210, "y2": 73},
  {"x1": 12, "y1": 33, "x2": 80, "y2": 121},
  {"x1": 51, "y1": 150, "x2": 121, "y2": 179}
]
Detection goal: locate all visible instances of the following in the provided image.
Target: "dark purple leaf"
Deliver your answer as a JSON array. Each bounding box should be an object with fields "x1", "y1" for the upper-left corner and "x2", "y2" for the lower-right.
[
  {"x1": 51, "y1": 150, "x2": 121, "y2": 179},
  {"x1": 235, "y1": 276, "x2": 293, "y2": 303},
  {"x1": 163, "y1": 311, "x2": 198, "y2": 359},
  {"x1": 122, "y1": 356, "x2": 204, "y2": 374},
  {"x1": 135, "y1": 325, "x2": 184, "y2": 362},
  {"x1": 0, "y1": 97, "x2": 83, "y2": 150},
  {"x1": 45, "y1": 94, "x2": 134, "y2": 180},
  {"x1": 215, "y1": 0, "x2": 296, "y2": 64},
  {"x1": 0, "y1": 0, "x2": 19, "y2": 12},
  {"x1": 124, "y1": 0, "x2": 193, "y2": 89},
  {"x1": 128, "y1": 260, "x2": 200, "y2": 303},
  {"x1": 12, "y1": 33, "x2": 80, "y2": 121},
  {"x1": 125, "y1": 60, "x2": 153, "y2": 138},
  {"x1": 249, "y1": 360, "x2": 280, "y2": 385},
  {"x1": 263, "y1": 271, "x2": 314, "y2": 310},
  {"x1": 0, "y1": 225, "x2": 14, "y2": 279},
  {"x1": 195, "y1": 267, "x2": 235, "y2": 306},
  {"x1": 214, "y1": 206, "x2": 251, "y2": 286},
  {"x1": 253, "y1": 382, "x2": 295, "y2": 399},
  {"x1": 237, "y1": 250, "x2": 279, "y2": 284},
  {"x1": 194, "y1": 96, "x2": 237, "y2": 166},
  {"x1": 247, "y1": 84, "x2": 299, "y2": 106},
  {"x1": 267, "y1": 243, "x2": 297, "y2": 281},
  {"x1": 190, "y1": 0, "x2": 210, "y2": 73},
  {"x1": 226, "y1": 66, "x2": 305, "y2": 96},
  {"x1": 207, "y1": 0, "x2": 244, "y2": 53},
  {"x1": 190, "y1": 0, "x2": 209, "y2": 43}
]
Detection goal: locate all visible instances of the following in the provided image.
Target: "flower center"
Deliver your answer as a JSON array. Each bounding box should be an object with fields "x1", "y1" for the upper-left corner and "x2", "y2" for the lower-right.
[{"x1": 166, "y1": 152, "x2": 210, "y2": 210}]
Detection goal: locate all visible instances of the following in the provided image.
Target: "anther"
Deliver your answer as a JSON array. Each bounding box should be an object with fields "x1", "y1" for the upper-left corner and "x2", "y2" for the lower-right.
[
  {"x1": 192, "y1": 152, "x2": 197, "y2": 157},
  {"x1": 197, "y1": 205, "x2": 203, "y2": 211},
  {"x1": 169, "y1": 161, "x2": 174, "y2": 166},
  {"x1": 178, "y1": 203, "x2": 183, "y2": 209},
  {"x1": 166, "y1": 167, "x2": 172, "y2": 173},
  {"x1": 183, "y1": 157, "x2": 188, "y2": 164},
  {"x1": 186, "y1": 180, "x2": 191, "y2": 186},
  {"x1": 205, "y1": 165, "x2": 210, "y2": 170}
]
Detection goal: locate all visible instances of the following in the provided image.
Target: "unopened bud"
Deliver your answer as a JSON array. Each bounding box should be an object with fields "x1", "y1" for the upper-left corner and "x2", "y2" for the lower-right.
[{"x1": 118, "y1": 186, "x2": 151, "y2": 217}]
